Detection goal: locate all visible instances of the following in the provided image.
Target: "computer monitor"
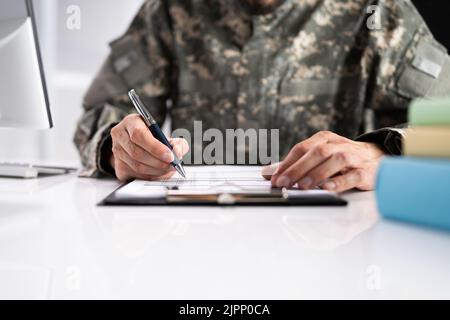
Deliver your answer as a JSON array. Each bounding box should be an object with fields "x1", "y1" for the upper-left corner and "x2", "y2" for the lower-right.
[{"x1": 0, "y1": 0, "x2": 52, "y2": 129}]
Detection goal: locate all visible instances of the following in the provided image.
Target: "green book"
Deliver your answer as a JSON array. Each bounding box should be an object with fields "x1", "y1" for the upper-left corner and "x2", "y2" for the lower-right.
[{"x1": 409, "y1": 96, "x2": 450, "y2": 126}]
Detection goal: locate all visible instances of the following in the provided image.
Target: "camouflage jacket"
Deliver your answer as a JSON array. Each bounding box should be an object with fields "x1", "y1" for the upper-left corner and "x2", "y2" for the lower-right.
[{"x1": 74, "y1": 0, "x2": 450, "y2": 177}]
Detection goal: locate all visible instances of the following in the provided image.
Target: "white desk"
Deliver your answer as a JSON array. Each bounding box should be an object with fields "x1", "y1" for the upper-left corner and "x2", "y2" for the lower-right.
[{"x1": 0, "y1": 173, "x2": 449, "y2": 299}]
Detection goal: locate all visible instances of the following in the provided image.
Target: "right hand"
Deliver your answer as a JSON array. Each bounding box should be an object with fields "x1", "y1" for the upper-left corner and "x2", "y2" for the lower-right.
[{"x1": 110, "y1": 114, "x2": 189, "y2": 181}]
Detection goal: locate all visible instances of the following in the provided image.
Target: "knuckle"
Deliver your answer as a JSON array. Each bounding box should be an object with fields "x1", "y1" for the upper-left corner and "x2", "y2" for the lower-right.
[
  {"x1": 112, "y1": 144, "x2": 120, "y2": 155},
  {"x1": 313, "y1": 131, "x2": 322, "y2": 138},
  {"x1": 124, "y1": 114, "x2": 137, "y2": 123},
  {"x1": 335, "y1": 151, "x2": 349, "y2": 163},
  {"x1": 129, "y1": 127, "x2": 144, "y2": 143},
  {"x1": 293, "y1": 143, "x2": 306, "y2": 154},
  {"x1": 110, "y1": 126, "x2": 119, "y2": 138},
  {"x1": 317, "y1": 130, "x2": 335, "y2": 140},
  {"x1": 314, "y1": 145, "x2": 329, "y2": 158}
]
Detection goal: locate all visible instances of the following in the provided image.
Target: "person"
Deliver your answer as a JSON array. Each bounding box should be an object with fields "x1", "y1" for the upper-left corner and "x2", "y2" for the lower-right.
[{"x1": 74, "y1": 0, "x2": 450, "y2": 192}]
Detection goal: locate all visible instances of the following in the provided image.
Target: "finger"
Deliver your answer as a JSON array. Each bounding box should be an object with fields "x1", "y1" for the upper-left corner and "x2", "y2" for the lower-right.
[
  {"x1": 112, "y1": 121, "x2": 172, "y2": 169},
  {"x1": 274, "y1": 143, "x2": 340, "y2": 189},
  {"x1": 114, "y1": 144, "x2": 173, "y2": 177},
  {"x1": 169, "y1": 138, "x2": 190, "y2": 159},
  {"x1": 261, "y1": 163, "x2": 280, "y2": 180},
  {"x1": 117, "y1": 159, "x2": 176, "y2": 181},
  {"x1": 302, "y1": 151, "x2": 356, "y2": 189},
  {"x1": 126, "y1": 118, "x2": 174, "y2": 163},
  {"x1": 114, "y1": 160, "x2": 134, "y2": 182},
  {"x1": 271, "y1": 131, "x2": 339, "y2": 184},
  {"x1": 321, "y1": 169, "x2": 365, "y2": 193},
  {"x1": 115, "y1": 139, "x2": 172, "y2": 171},
  {"x1": 271, "y1": 135, "x2": 325, "y2": 183}
]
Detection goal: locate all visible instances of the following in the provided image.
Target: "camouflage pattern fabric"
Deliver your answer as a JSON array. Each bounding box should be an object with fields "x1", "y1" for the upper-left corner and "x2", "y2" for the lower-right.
[{"x1": 74, "y1": 0, "x2": 450, "y2": 177}]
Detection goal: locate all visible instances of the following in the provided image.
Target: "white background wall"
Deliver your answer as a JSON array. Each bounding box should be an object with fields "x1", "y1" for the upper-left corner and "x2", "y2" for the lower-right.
[{"x1": 0, "y1": 0, "x2": 143, "y2": 166}]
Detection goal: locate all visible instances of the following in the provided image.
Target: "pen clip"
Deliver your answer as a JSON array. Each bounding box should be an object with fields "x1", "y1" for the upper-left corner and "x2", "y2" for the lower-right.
[{"x1": 128, "y1": 89, "x2": 155, "y2": 127}]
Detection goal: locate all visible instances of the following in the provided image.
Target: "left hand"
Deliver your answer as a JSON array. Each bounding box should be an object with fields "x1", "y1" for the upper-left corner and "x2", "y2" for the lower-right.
[{"x1": 262, "y1": 131, "x2": 386, "y2": 192}]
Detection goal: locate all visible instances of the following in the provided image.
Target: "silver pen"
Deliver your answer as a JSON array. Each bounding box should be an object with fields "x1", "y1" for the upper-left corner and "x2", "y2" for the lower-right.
[{"x1": 128, "y1": 89, "x2": 187, "y2": 178}]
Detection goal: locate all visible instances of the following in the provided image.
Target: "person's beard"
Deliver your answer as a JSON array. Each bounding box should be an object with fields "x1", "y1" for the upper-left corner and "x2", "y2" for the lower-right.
[{"x1": 239, "y1": 0, "x2": 287, "y2": 15}]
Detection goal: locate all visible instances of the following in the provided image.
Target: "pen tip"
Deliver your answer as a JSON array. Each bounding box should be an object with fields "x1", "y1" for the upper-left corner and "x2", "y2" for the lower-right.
[{"x1": 175, "y1": 165, "x2": 187, "y2": 178}]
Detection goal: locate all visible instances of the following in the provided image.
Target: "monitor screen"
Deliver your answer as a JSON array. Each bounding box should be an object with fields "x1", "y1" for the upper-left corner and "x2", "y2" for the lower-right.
[{"x1": 0, "y1": 0, "x2": 52, "y2": 129}]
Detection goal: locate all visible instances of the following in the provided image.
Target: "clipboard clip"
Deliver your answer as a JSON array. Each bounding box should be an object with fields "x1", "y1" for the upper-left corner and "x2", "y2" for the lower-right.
[
  {"x1": 215, "y1": 188, "x2": 289, "y2": 205},
  {"x1": 217, "y1": 193, "x2": 237, "y2": 205}
]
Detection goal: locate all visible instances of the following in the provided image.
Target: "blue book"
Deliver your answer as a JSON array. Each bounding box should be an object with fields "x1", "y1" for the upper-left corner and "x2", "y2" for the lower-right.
[{"x1": 376, "y1": 157, "x2": 450, "y2": 231}]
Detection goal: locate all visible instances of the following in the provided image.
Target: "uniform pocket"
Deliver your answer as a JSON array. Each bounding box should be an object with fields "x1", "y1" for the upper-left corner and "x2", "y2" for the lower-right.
[{"x1": 395, "y1": 36, "x2": 448, "y2": 99}]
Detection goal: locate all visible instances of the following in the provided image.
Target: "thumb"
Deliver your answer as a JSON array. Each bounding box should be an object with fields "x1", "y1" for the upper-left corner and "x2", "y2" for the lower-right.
[{"x1": 170, "y1": 138, "x2": 190, "y2": 159}]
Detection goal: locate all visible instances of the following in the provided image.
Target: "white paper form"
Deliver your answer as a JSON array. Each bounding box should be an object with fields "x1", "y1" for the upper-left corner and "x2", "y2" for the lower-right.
[
  {"x1": 117, "y1": 166, "x2": 271, "y2": 198},
  {"x1": 116, "y1": 166, "x2": 332, "y2": 199}
]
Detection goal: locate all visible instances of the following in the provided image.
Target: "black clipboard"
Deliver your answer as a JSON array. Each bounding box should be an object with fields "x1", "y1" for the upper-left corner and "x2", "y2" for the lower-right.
[{"x1": 100, "y1": 181, "x2": 348, "y2": 207}]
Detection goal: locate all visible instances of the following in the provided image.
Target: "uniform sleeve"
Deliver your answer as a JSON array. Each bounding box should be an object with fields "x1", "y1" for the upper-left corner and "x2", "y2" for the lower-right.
[
  {"x1": 73, "y1": 0, "x2": 174, "y2": 177},
  {"x1": 356, "y1": 0, "x2": 450, "y2": 154}
]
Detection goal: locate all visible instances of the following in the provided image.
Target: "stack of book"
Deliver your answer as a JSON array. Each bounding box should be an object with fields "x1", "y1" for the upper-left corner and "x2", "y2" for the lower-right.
[{"x1": 376, "y1": 97, "x2": 450, "y2": 231}]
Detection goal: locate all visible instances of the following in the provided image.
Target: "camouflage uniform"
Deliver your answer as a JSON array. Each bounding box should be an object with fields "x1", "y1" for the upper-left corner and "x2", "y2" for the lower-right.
[{"x1": 74, "y1": 0, "x2": 450, "y2": 177}]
